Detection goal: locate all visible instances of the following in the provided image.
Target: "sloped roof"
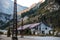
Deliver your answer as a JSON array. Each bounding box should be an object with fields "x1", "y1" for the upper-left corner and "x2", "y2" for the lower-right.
[
  {"x1": 0, "y1": 30, "x2": 7, "y2": 32},
  {"x1": 17, "y1": 22, "x2": 52, "y2": 30},
  {"x1": 18, "y1": 23, "x2": 40, "y2": 30}
]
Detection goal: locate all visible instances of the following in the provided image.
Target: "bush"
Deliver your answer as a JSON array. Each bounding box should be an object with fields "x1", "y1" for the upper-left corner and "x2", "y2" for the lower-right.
[{"x1": 0, "y1": 31, "x2": 3, "y2": 35}]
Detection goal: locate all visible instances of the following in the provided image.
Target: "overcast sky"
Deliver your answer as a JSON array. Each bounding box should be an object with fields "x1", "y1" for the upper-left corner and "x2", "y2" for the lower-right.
[{"x1": 11, "y1": 0, "x2": 45, "y2": 7}]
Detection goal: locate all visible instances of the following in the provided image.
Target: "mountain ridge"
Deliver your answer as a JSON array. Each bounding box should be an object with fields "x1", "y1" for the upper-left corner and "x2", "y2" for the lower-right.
[
  {"x1": 0, "y1": 0, "x2": 27, "y2": 29},
  {"x1": 0, "y1": 0, "x2": 27, "y2": 15}
]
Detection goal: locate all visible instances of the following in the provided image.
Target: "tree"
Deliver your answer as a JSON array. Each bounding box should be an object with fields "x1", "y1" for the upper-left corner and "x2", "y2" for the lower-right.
[{"x1": 7, "y1": 27, "x2": 11, "y2": 37}]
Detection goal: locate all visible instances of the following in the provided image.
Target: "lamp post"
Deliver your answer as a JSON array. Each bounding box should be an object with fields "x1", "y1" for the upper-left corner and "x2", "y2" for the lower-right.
[{"x1": 12, "y1": 0, "x2": 18, "y2": 40}]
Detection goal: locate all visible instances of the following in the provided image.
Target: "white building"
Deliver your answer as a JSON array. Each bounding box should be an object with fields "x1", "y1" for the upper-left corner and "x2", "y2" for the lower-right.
[
  {"x1": 0, "y1": 30, "x2": 7, "y2": 34},
  {"x1": 18, "y1": 22, "x2": 53, "y2": 35}
]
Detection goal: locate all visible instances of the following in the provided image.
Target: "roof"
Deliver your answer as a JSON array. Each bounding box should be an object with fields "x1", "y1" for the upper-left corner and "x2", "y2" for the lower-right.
[
  {"x1": 18, "y1": 23, "x2": 40, "y2": 30},
  {"x1": 17, "y1": 22, "x2": 52, "y2": 30},
  {"x1": 0, "y1": 30, "x2": 7, "y2": 32}
]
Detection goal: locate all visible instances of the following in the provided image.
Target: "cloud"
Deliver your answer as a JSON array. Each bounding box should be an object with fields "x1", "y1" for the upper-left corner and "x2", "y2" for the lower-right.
[{"x1": 11, "y1": 0, "x2": 44, "y2": 7}]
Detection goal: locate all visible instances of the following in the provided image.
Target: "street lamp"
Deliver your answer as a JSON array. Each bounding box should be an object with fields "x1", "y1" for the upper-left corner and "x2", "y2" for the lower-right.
[{"x1": 12, "y1": 0, "x2": 18, "y2": 40}]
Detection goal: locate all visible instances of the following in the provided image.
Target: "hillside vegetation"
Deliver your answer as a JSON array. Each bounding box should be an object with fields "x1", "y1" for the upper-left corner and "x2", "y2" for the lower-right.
[
  {"x1": 1, "y1": 0, "x2": 60, "y2": 31},
  {"x1": 20, "y1": 0, "x2": 60, "y2": 31}
]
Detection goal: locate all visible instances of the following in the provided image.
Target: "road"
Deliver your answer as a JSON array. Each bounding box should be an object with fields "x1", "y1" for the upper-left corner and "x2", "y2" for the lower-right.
[{"x1": 0, "y1": 35, "x2": 60, "y2": 40}]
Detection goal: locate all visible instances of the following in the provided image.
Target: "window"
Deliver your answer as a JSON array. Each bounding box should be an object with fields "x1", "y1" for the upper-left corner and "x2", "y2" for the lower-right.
[
  {"x1": 45, "y1": 28, "x2": 47, "y2": 30},
  {"x1": 42, "y1": 31, "x2": 44, "y2": 34}
]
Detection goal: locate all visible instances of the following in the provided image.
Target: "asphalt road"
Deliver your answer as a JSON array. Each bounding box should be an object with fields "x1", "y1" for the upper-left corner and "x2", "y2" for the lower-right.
[{"x1": 0, "y1": 35, "x2": 60, "y2": 40}]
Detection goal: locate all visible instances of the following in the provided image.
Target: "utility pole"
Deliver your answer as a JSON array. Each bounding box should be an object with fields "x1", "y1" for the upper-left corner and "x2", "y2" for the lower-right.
[
  {"x1": 21, "y1": 14, "x2": 24, "y2": 38},
  {"x1": 12, "y1": 0, "x2": 18, "y2": 40}
]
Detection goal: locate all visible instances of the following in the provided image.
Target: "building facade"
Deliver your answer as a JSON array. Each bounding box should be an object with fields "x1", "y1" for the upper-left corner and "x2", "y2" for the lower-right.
[
  {"x1": 18, "y1": 22, "x2": 53, "y2": 35},
  {"x1": 30, "y1": 22, "x2": 53, "y2": 35}
]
